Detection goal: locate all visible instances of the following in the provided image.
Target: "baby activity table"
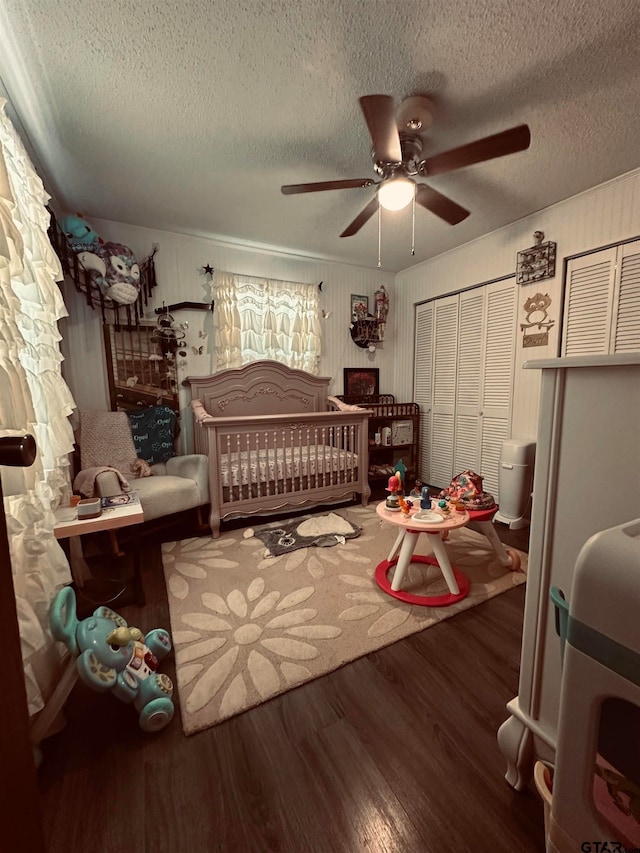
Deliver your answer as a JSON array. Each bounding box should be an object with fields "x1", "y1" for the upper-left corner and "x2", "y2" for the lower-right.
[
  {"x1": 375, "y1": 501, "x2": 471, "y2": 606},
  {"x1": 374, "y1": 501, "x2": 522, "y2": 607}
]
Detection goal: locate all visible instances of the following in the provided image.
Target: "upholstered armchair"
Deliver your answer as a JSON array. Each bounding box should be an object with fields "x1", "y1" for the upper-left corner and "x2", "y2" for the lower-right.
[{"x1": 73, "y1": 408, "x2": 209, "y2": 542}]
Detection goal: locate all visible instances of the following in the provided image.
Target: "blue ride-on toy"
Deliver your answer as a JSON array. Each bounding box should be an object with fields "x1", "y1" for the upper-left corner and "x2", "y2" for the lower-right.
[{"x1": 50, "y1": 586, "x2": 174, "y2": 732}]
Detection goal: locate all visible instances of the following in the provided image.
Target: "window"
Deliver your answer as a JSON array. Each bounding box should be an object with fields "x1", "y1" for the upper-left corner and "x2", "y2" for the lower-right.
[{"x1": 213, "y1": 271, "x2": 321, "y2": 373}]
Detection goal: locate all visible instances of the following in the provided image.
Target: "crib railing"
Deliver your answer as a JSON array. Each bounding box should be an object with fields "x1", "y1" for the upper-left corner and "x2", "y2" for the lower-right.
[
  {"x1": 219, "y1": 421, "x2": 360, "y2": 500},
  {"x1": 191, "y1": 403, "x2": 371, "y2": 533}
]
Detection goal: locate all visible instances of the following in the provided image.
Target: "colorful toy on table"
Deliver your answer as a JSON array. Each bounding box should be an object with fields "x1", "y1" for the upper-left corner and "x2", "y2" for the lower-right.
[
  {"x1": 50, "y1": 586, "x2": 174, "y2": 732},
  {"x1": 386, "y1": 472, "x2": 413, "y2": 515},
  {"x1": 386, "y1": 474, "x2": 401, "y2": 493},
  {"x1": 437, "y1": 469, "x2": 496, "y2": 510},
  {"x1": 394, "y1": 459, "x2": 407, "y2": 488},
  {"x1": 409, "y1": 480, "x2": 423, "y2": 499},
  {"x1": 385, "y1": 474, "x2": 402, "y2": 511},
  {"x1": 397, "y1": 493, "x2": 412, "y2": 516},
  {"x1": 437, "y1": 498, "x2": 452, "y2": 516}
]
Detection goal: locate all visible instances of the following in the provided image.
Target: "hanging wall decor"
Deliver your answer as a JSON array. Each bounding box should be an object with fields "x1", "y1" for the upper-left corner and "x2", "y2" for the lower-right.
[
  {"x1": 374, "y1": 285, "x2": 389, "y2": 340},
  {"x1": 351, "y1": 294, "x2": 368, "y2": 319},
  {"x1": 344, "y1": 367, "x2": 379, "y2": 397},
  {"x1": 520, "y1": 292, "x2": 555, "y2": 348},
  {"x1": 349, "y1": 287, "x2": 389, "y2": 351},
  {"x1": 516, "y1": 230, "x2": 557, "y2": 285}
]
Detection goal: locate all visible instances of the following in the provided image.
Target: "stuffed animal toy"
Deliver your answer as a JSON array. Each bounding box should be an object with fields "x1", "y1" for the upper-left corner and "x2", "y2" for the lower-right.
[
  {"x1": 92, "y1": 241, "x2": 141, "y2": 305},
  {"x1": 59, "y1": 213, "x2": 102, "y2": 253},
  {"x1": 50, "y1": 586, "x2": 174, "y2": 732},
  {"x1": 131, "y1": 458, "x2": 153, "y2": 478}
]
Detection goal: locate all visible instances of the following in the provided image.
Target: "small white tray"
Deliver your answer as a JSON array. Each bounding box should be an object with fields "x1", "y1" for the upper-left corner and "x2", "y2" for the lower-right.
[{"x1": 410, "y1": 510, "x2": 447, "y2": 524}]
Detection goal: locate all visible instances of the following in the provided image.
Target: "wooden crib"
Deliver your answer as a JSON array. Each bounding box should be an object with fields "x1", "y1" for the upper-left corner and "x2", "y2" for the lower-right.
[{"x1": 186, "y1": 361, "x2": 371, "y2": 537}]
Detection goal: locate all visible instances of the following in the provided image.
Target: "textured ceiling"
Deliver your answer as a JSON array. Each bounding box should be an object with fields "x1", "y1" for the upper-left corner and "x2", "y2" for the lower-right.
[{"x1": 1, "y1": 0, "x2": 639, "y2": 272}]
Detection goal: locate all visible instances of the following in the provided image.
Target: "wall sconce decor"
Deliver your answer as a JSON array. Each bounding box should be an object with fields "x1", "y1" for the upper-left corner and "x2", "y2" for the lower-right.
[
  {"x1": 349, "y1": 286, "x2": 389, "y2": 351},
  {"x1": 516, "y1": 230, "x2": 557, "y2": 285}
]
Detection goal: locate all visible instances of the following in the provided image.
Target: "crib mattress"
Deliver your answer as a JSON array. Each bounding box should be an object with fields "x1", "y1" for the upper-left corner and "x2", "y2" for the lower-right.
[{"x1": 220, "y1": 445, "x2": 358, "y2": 488}]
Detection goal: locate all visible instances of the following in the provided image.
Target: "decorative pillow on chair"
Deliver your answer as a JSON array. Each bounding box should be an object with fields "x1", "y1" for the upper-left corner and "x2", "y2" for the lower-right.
[{"x1": 126, "y1": 406, "x2": 178, "y2": 466}]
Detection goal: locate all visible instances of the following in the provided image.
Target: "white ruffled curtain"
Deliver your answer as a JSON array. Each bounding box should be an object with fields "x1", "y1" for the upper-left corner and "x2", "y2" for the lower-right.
[
  {"x1": 213, "y1": 271, "x2": 321, "y2": 373},
  {"x1": 0, "y1": 98, "x2": 76, "y2": 716}
]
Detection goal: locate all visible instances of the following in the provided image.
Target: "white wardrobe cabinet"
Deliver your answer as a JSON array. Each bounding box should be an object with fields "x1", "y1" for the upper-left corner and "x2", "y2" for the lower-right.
[{"x1": 497, "y1": 354, "x2": 640, "y2": 790}]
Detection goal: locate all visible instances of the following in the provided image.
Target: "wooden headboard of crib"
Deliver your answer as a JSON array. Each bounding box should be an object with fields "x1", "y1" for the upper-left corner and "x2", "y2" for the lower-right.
[{"x1": 185, "y1": 361, "x2": 331, "y2": 417}]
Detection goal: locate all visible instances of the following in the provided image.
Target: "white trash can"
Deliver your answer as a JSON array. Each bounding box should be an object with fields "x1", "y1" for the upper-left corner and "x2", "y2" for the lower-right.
[{"x1": 494, "y1": 439, "x2": 535, "y2": 530}]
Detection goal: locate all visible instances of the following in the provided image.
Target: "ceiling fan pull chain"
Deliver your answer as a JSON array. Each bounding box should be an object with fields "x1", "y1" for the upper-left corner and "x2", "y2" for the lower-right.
[
  {"x1": 377, "y1": 204, "x2": 382, "y2": 268},
  {"x1": 411, "y1": 190, "x2": 416, "y2": 256}
]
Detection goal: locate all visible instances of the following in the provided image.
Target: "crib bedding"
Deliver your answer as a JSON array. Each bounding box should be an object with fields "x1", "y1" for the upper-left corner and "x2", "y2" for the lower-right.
[{"x1": 221, "y1": 444, "x2": 358, "y2": 489}]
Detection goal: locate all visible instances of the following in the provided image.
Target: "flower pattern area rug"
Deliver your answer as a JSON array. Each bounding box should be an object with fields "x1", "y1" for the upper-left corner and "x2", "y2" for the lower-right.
[{"x1": 161, "y1": 505, "x2": 528, "y2": 735}]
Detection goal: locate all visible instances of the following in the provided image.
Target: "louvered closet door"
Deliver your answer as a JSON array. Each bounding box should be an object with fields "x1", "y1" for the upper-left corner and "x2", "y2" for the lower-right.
[
  {"x1": 414, "y1": 302, "x2": 434, "y2": 483},
  {"x1": 613, "y1": 240, "x2": 640, "y2": 352},
  {"x1": 479, "y1": 280, "x2": 517, "y2": 500},
  {"x1": 562, "y1": 248, "x2": 616, "y2": 355},
  {"x1": 430, "y1": 295, "x2": 459, "y2": 488},
  {"x1": 453, "y1": 289, "x2": 485, "y2": 475}
]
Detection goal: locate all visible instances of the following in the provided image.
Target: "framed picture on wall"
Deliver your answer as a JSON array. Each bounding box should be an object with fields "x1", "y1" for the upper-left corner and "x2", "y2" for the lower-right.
[
  {"x1": 343, "y1": 367, "x2": 379, "y2": 398},
  {"x1": 351, "y1": 294, "x2": 369, "y2": 320}
]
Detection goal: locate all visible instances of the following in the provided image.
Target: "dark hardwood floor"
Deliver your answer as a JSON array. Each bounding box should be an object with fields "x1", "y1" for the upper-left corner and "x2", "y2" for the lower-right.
[{"x1": 37, "y1": 503, "x2": 542, "y2": 853}]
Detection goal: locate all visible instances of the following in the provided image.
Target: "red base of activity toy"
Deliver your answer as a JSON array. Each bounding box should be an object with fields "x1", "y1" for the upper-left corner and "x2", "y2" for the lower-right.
[{"x1": 374, "y1": 554, "x2": 470, "y2": 607}]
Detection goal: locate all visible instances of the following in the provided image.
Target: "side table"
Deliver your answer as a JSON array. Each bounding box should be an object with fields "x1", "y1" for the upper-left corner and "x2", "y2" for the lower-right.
[
  {"x1": 54, "y1": 494, "x2": 145, "y2": 607},
  {"x1": 375, "y1": 501, "x2": 470, "y2": 606}
]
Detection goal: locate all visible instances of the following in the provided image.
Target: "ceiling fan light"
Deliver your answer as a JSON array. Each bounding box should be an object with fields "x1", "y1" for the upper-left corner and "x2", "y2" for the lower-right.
[{"x1": 378, "y1": 177, "x2": 415, "y2": 211}]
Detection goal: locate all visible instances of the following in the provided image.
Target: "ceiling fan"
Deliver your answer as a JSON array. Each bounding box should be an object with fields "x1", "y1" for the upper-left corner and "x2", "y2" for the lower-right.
[{"x1": 281, "y1": 94, "x2": 531, "y2": 238}]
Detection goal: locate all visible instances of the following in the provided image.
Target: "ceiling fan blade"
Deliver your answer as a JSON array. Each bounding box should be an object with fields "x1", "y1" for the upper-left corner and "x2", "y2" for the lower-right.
[
  {"x1": 281, "y1": 178, "x2": 374, "y2": 195},
  {"x1": 359, "y1": 95, "x2": 402, "y2": 164},
  {"x1": 340, "y1": 196, "x2": 379, "y2": 238},
  {"x1": 421, "y1": 124, "x2": 531, "y2": 177},
  {"x1": 416, "y1": 184, "x2": 469, "y2": 225}
]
